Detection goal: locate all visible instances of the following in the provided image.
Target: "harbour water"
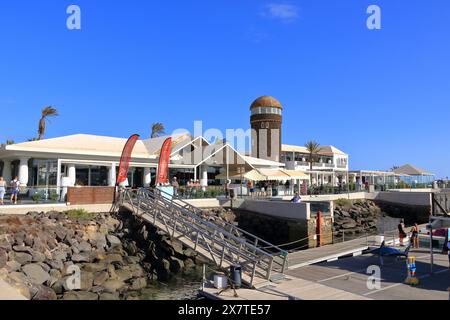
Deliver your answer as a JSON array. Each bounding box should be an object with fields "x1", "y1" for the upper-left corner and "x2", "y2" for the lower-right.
[{"x1": 136, "y1": 267, "x2": 204, "y2": 300}]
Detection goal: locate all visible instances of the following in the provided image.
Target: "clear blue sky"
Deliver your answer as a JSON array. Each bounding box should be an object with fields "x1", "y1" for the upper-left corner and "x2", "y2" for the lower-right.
[{"x1": 0, "y1": 1, "x2": 449, "y2": 178}]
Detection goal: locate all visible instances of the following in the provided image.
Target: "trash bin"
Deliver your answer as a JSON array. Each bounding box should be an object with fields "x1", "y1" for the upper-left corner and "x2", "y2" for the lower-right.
[
  {"x1": 230, "y1": 265, "x2": 242, "y2": 288},
  {"x1": 272, "y1": 188, "x2": 278, "y2": 197}
]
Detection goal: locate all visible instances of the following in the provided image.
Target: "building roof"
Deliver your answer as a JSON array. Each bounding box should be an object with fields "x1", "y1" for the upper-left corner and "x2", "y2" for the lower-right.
[
  {"x1": 393, "y1": 164, "x2": 434, "y2": 176},
  {"x1": 282, "y1": 144, "x2": 309, "y2": 154},
  {"x1": 241, "y1": 155, "x2": 285, "y2": 167},
  {"x1": 3, "y1": 133, "x2": 192, "y2": 159},
  {"x1": 318, "y1": 146, "x2": 347, "y2": 156},
  {"x1": 250, "y1": 96, "x2": 283, "y2": 110},
  {"x1": 282, "y1": 144, "x2": 348, "y2": 156}
]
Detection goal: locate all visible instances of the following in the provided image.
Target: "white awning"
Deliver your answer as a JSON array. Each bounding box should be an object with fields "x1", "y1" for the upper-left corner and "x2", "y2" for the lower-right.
[
  {"x1": 282, "y1": 170, "x2": 310, "y2": 180},
  {"x1": 215, "y1": 169, "x2": 266, "y2": 181}
]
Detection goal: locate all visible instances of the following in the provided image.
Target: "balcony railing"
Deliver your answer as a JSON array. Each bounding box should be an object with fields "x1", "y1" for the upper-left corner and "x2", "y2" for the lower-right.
[
  {"x1": 313, "y1": 163, "x2": 324, "y2": 167},
  {"x1": 294, "y1": 161, "x2": 309, "y2": 166}
]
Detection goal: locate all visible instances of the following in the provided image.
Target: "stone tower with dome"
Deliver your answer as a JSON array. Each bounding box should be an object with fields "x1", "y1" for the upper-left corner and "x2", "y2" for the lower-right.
[{"x1": 250, "y1": 96, "x2": 283, "y2": 162}]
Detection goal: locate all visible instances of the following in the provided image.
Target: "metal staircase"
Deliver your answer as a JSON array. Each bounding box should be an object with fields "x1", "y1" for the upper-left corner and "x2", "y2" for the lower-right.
[{"x1": 121, "y1": 188, "x2": 288, "y2": 288}]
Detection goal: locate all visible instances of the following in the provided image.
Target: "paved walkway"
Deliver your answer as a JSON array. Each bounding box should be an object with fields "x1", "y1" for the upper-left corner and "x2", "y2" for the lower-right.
[
  {"x1": 0, "y1": 280, "x2": 27, "y2": 300},
  {"x1": 201, "y1": 250, "x2": 450, "y2": 301}
]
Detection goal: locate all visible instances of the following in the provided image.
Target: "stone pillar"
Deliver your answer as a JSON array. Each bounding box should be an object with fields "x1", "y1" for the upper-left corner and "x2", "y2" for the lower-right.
[
  {"x1": 1, "y1": 160, "x2": 12, "y2": 182},
  {"x1": 200, "y1": 166, "x2": 208, "y2": 187},
  {"x1": 108, "y1": 164, "x2": 116, "y2": 187},
  {"x1": 143, "y1": 167, "x2": 152, "y2": 187},
  {"x1": 18, "y1": 158, "x2": 30, "y2": 186},
  {"x1": 67, "y1": 165, "x2": 76, "y2": 187}
]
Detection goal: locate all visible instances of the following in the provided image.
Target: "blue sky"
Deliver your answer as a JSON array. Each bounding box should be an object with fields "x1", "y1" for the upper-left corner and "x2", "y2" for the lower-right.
[{"x1": 0, "y1": 1, "x2": 449, "y2": 177}]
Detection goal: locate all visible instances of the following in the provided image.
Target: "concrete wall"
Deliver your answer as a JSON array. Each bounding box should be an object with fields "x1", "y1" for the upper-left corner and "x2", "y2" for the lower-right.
[
  {"x1": 180, "y1": 198, "x2": 222, "y2": 208},
  {"x1": 373, "y1": 191, "x2": 432, "y2": 207},
  {"x1": 238, "y1": 199, "x2": 310, "y2": 220}
]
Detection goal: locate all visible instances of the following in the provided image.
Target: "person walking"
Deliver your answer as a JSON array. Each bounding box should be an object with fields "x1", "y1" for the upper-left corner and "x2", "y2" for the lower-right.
[
  {"x1": 398, "y1": 218, "x2": 407, "y2": 247},
  {"x1": 225, "y1": 179, "x2": 231, "y2": 199},
  {"x1": 247, "y1": 180, "x2": 255, "y2": 198},
  {"x1": 0, "y1": 177, "x2": 6, "y2": 205},
  {"x1": 10, "y1": 176, "x2": 21, "y2": 205},
  {"x1": 410, "y1": 223, "x2": 420, "y2": 249}
]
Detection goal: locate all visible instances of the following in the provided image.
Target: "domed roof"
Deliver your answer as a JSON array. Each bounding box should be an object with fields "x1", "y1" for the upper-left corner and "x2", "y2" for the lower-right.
[{"x1": 250, "y1": 96, "x2": 283, "y2": 110}]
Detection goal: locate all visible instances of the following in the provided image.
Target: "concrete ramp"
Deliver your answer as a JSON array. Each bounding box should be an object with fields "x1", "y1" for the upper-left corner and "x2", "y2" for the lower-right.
[{"x1": 287, "y1": 237, "x2": 373, "y2": 270}]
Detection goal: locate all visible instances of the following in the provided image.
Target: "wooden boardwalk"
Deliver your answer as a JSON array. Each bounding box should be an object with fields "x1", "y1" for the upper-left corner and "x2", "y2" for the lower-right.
[{"x1": 286, "y1": 236, "x2": 376, "y2": 270}]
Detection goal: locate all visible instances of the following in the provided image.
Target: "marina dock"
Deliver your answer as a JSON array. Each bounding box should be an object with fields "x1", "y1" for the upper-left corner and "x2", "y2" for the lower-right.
[
  {"x1": 286, "y1": 236, "x2": 375, "y2": 270},
  {"x1": 201, "y1": 249, "x2": 450, "y2": 301}
]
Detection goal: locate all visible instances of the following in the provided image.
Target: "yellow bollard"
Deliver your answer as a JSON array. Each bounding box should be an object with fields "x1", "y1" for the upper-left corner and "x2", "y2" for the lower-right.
[{"x1": 405, "y1": 256, "x2": 420, "y2": 286}]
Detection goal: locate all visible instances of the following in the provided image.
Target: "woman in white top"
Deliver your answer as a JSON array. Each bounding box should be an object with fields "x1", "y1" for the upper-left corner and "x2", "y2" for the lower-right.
[{"x1": 0, "y1": 177, "x2": 6, "y2": 205}]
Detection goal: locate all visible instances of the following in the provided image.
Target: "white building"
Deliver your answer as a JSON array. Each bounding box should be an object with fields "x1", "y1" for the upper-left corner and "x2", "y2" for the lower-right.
[
  {"x1": 0, "y1": 133, "x2": 288, "y2": 196},
  {"x1": 281, "y1": 144, "x2": 349, "y2": 186}
]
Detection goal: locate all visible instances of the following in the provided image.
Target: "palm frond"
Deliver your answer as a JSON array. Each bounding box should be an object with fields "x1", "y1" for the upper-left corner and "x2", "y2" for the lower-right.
[{"x1": 151, "y1": 122, "x2": 165, "y2": 138}]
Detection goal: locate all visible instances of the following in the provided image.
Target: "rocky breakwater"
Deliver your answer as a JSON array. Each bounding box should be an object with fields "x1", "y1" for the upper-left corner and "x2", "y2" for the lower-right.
[
  {"x1": 0, "y1": 209, "x2": 204, "y2": 300},
  {"x1": 333, "y1": 199, "x2": 386, "y2": 238}
]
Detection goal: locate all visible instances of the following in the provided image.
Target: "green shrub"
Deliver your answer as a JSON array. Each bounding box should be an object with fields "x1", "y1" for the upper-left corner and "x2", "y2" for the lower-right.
[
  {"x1": 31, "y1": 193, "x2": 43, "y2": 203},
  {"x1": 49, "y1": 192, "x2": 60, "y2": 202},
  {"x1": 65, "y1": 209, "x2": 95, "y2": 220}
]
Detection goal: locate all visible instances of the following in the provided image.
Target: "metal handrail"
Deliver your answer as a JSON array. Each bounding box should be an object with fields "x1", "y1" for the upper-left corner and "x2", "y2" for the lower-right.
[
  {"x1": 142, "y1": 189, "x2": 275, "y2": 259},
  {"x1": 123, "y1": 188, "x2": 288, "y2": 285},
  {"x1": 152, "y1": 187, "x2": 289, "y2": 257},
  {"x1": 135, "y1": 196, "x2": 263, "y2": 267}
]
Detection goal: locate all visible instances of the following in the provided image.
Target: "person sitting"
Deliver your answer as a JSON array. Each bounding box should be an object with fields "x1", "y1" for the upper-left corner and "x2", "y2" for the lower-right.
[{"x1": 291, "y1": 193, "x2": 301, "y2": 204}]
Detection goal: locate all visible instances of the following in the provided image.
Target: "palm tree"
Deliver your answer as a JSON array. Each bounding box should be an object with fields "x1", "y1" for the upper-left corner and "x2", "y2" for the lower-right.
[
  {"x1": 151, "y1": 123, "x2": 165, "y2": 138},
  {"x1": 390, "y1": 165, "x2": 400, "y2": 172},
  {"x1": 305, "y1": 140, "x2": 321, "y2": 183},
  {"x1": 38, "y1": 106, "x2": 59, "y2": 140}
]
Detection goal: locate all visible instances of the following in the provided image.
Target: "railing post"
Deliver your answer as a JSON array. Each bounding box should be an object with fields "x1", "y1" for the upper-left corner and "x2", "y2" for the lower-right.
[
  {"x1": 137, "y1": 196, "x2": 141, "y2": 216},
  {"x1": 220, "y1": 245, "x2": 226, "y2": 268},
  {"x1": 282, "y1": 254, "x2": 288, "y2": 273},
  {"x1": 202, "y1": 264, "x2": 206, "y2": 291},
  {"x1": 250, "y1": 261, "x2": 257, "y2": 288},
  {"x1": 267, "y1": 258, "x2": 274, "y2": 280},
  {"x1": 194, "y1": 233, "x2": 199, "y2": 251},
  {"x1": 254, "y1": 239, "x2": 259, "y2": 255}
]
